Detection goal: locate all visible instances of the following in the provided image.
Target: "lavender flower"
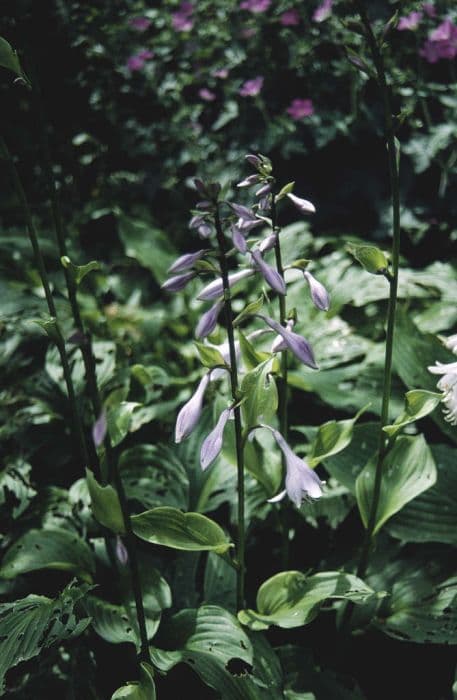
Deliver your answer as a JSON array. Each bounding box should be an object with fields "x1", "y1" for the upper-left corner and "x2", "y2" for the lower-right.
[
  {"x1": 286, "y1": 192, "x2": 316, "y2": 214},
  {"x1": 312, "y1": 0, "x2": 333, "y2": 22},
  {"x1": 129, "y1": 17, "x2": 152, "y2": 32},
  {"x1": 175, "y1": 374, "x2": 210, "y2": 443},
  {"x1": 236, "y1": 174, "x2": 261, "y2": 188},
  {"x1": 199, "y1": 88, "x2": 216, "y2": 102},
  {"x1": 198, "y1": 223, "x2": 213, "y2": 238},
  {"x1": 303, "y1": 270, "x2": 330, "y2": 311},
  {"x1": 428, "y1": 361, "x2": 457, "y2": 425},
  {"x1": 231, "y1": 225, "x2": 248, "y2": 254},
  {"x1": 397, "y1": 11, "x2": 423, "y2": 31},
  {"x1": 171, "y1": 1, "x2": 194, "y2": 31},
  {"x1": 267, "y1": 428, "x2": 324, "y2": 505},
  {"x1": 197, "y1": 268, "x2": 255, "y2": 301},
  {"x1": 161, "y1": 271, "x2": 196, "y2": 292},
  {"x1": 229, "y1": 203, "x2": 257, "y2": 221},
  {"x1": 168, "y1": 250, "x2": 205, "y2": 274},
  {"x1": 115, "y1": 536, "x2": 129, "y2": 565},
  {"x1": 255, "y1": 183, "x2": 272, "y2": 197},
  {"x1": 237, "y1": 217, "x2": 264, "y2": 232},
  {"x1": 280, "y1": 9, "x2": 300, "y2": 26},
  {"x1": 239, "y1": 76, "x2": 264, "y2": 97},
  {"x1": 251, "y1": 249, "x2": 286, "y2": 295},
  {"x1": 271, "y1": 318, "x2": 295, "y2": 352},
  {"x1": 245, "y1": 154, "x2": 262, "y2": 169},
  {"x1": 287, "y1": 98, "x2": 314, "y2": 120},
  {"x1": 92, "y1": 411, "x2": 107, "y2": 448},
  {"x1": 200, "y1": 408, "x2": 231, "y2": 470},
  {"x1": 258, "y1": 233, "x2": 277, "y2": 253},
  {"x1": 195, "y1": 300, "x2": 224, "y2": 339},
  {"x1": 239, "y1": 0, "x2": 271, "y2": 13},
  {"x1": 190, "y1": 214, "x2": 206, "y2": 229},
  {"x1": 260, "y1": 315, "x2": 318, "y2": 368}
]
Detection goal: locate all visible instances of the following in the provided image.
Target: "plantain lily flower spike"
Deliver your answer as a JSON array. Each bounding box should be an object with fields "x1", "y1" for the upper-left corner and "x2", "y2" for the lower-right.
[
  {"x1": 200, "y1": 408, "x2": 232, "y2": 470},
  {"x1": 259, "y1": 315, "x2": 318, "y2": 369},
  {"x1": 175, "y1": 374, "x2": 210, "y2": 443},
  {"x1": 251, "y1": 249, "x2": 286, "y2": 295},
  {"x1": 197, "y1": 268, "x2": 255, "y2": 301}
]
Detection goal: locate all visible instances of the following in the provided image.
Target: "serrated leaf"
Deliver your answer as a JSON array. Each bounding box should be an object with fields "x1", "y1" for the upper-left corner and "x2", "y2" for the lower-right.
[
  {"x1": 383, "y1": 389, "x2": 442, "y2": 438},
  {"x1": 241, "y1": 359, "x2": 278, "y2": 428},
  {"x1": 355, "y1": 434, "x2": 437, "y2": 534},
  {"x1": 346, "y1": 243, "x2": 389, "y2": 275},
  {"x1": 131, "y1": 507, "x2": 232, "y2": 553},
  {"x1": 238, "y1": 571, "x2": 376, "y2": 631},
  {"x1": 86, "y1": 469, "x2": 125, "y2": 534},
  {"x1": 0, "y1": 528, "x2": 95, "y2": 582}
]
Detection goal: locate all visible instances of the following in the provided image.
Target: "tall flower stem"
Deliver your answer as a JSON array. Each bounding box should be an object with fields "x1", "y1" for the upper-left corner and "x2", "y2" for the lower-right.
[
  {"x1": 214, "y1": 203, "x2": 246, "y2": 608},
  {"x1": 1, "y1": 135, "x2": 90, "y2": 472}
]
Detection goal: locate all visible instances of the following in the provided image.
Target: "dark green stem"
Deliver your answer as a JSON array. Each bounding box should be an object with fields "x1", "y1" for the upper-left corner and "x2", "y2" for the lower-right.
[{"x1": 214, "y1": 204, "x2": 246, "y2": 608}]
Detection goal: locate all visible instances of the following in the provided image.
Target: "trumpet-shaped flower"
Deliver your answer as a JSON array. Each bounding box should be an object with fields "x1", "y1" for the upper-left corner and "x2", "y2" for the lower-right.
[
  {"x1": 195, "y1": 300, "x2": 224, "y2": 339},
  {"x1": 251, "y1": 249, "x2": 286, "y2": 295},
  {"x1": 303, "y1": 270, "x2": 330, "y2": 311},
  {"x1": 175, "y1": 374, "x2": 210, "y2": 443},
  {"x1": 260, "y1": 315, "x2": 318, "y2": 369},
  {"x1": 313, "y1": 0, "x2": 333, "y2": 22},
  {"x1": 267, "y1": 428, "x2": 324, "y2": 506},
  {"x1": 200, "y1": 408, "x2": 231, "y2": 470},
  {"x1": 239, "y1": 76, "x2": 264, "y2": 97},
  {"x1": 168, "y1": 250, "x2": 205, "y2": 274},
  {"x1": 197, "y1": 268, "x2": 254, "y2": 301},
  {"x1": 271, "y1": 318, "x2": 295, "y2": 352},
  {"x1": 428, "y1": 360, "x2": 457, "y2": 425}
]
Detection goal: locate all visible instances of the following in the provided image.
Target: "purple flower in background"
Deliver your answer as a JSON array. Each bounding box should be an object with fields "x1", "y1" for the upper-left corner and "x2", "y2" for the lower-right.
[
  {"x1": 420, "y1": 19, "x2": 457, "y2": 62},
  {"x1": 197, "y1": 269, "x2": 255, "y2": 301},
  {"x1": 239, "y1": 76, "x2": 264, "y2": 97},
  {"x1": 260, "y1": 315, "x2": 318, "y2": 368},
  {"x1": 236, "y1": 174, "x2": 261, "y2": 188},
  {"x1": 198, "y1": 223, "x2": 213, "y2": 238},
  {"x1": 258, "y1": 233, "x2": 277, "y2": 253},
  {"x1": 231, "y1": 225, "x2": 248, "y2": 254},
  {"x1": 240, "y1": 0, "x2": 271, "y2": 13},
  {"x1": 251, "y1": 249, "x2": 286, "y2": 295},
  {"x1": 422, "y1": 3, "x2": 436, "y2": 18},
  {"x1": 200, "y1": 408, "x2": 231, "y2": 470},
  {"x1": 313, "y1": 0, "x2": 333, "y2": 22},
  {"x1": 271, "y1": 318, "x2": 295, "y2": 352},
  {"x1": 245, "y1": 154, "x2": 262, "y2": 168},
  {"x1": 287, "y1": 192, "x2": 316, "y2": 214},
  {"x1": 303, "y1": 270, "x2": 330, "y2": 311},
  {"x1": 397, "y1": 11, "x2": 423, "y2": 31},
  {"x1": 175, "y1": 374, "x2": 210, "y2": 443},
  {"x1": 195, "y1": 300, "x2": 224, "y2": 339},
  {"x1": 168, "y1": 250, "x2": 206, "y2": 274},
  {"x1": 161, "y1": 271, "x2": 196, "y2": 292},
  {"x1": 92, "y1": 411, "x2": 107, "y2": 448},
  {"x1": 267, "y1": 429, "x2": 324, "y2": 506},
  {"x1": 212, "y1": 68, "x2": 229, "y2": 79},
  {"x1": 280, "y1": 9, "x2": 300, "y2": 26},
  {"x1": 172, "y1": 2, "x2": 194, "y2": 31},
  {"x1": 138, "y1": 49, "x2": 154, "y2": 60},
  {"x1": 126, "y1": 55, "x2": 146, "y2": 72},
  {"x1": 229, "y1": 202, "x2": 256, "y2": 221},
  {"x1": 115, "y1": 537, "x2": 129, "y2": 565},
  {"x1": 129, "y1": 17, "x2": 152, "y2": 32},
  {"x1": 287, "y1": 98, "x2": 314, "y2": 120},
  {"x1": 199, "y1": 88, "x2": 216, "y2": 102}
]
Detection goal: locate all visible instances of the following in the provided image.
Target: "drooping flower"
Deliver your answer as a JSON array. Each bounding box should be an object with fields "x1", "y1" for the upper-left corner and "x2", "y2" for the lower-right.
[
  {"x1": 195, "y1": 300, "x2": 224, "y2": 339},
  {"x1": 137, "y1": 49, "x2": 154, "y2": 60},
  {"x1": 280, "y1": 9, "x2": 300, "y2": 26},
  {"x1": 199, "y1": 88, "x2": 216, "y2": 102},
  {"x1": 444, "y1": 333, "x2": 457, "y2": 354},
  {"x1": 271, "y1": 318, "x2": 295, "y2": 352},
  {"x1": 239, "y1": 0, "x2": 271, "y2": 13},
  {"x1": 428, "y1": 361, "x2": 457, "y2": 425},
  {"x1": 258, "y1": 233, "x2": 277, "y2": 253},
  {"x1": 230, "y1": 225, "x2": 248, "y2": 254},
  {"x1": 245, "y1": 154, "x2": 262, "y2": 169},
  {"x1": 197, "y1": 269, "x2": 255, "y2": 301},
  {"x1": 287, "y1": 98, "x2": 314, "y2": 120},
  {"x1": 171, "y1": 2, "x2": 194, "y2": 31},
  {"x1": 129, "y1": 17, "x2": 152, "y2": 32},
  {"x1": 200, "y1": 408, "x2": 231, "y2": 470},
  {"x1": 239, "y1": 76, "x2": 264, "y2": 97},
  {"x1": 236, "y1": 174, "x2": 261, "y2": 188},
  {"x1": 422, "y1": 3, "x2": 436, "y2": 18},
  {"x1": 312, "y1": 0, "x2": 333, "y2": 23},
  {"x1": 161, "y1": 271, "x2": 196, "y2": 292},
  {"x1": 267, "y1": 428, "x2": 324, "y2": 505},
  {"x1": 303, "y1": 270, "x2": 330, "y2": 311},
  {"x1": 168, "y1": 250, "x2": 206, "y2": 274},
  {"x1": 259, "y1": 315, "x2": 318, "y2": 368},
  {"x1": 198, "y1": 223, "x2": 213, "y2": 238},
  {"x1": 92, "y1": 410, "x2": 107, "y2": 448},
  {"x1": 115, "y1": 537, "x2": 129, "y2": 565},
  {"x1": 251, "y1": 249, "x2": 286, "y2": 295},
  {"x1": 175, "y1": 374, "x2": 210, "y2": 443},
  {"x1": 287, "y1": 192, "x2": 316, "y2": 214},
  {"x1": 126, "y1": 55, "x2": 146, "y2": 72},
  {"x1": 397, "y1": 11, "x2": 423, "y2": 31}
]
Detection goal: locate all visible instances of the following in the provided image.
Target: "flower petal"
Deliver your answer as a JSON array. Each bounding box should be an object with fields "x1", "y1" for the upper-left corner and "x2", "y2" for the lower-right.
[
  {"x1": 200, "y1": 408, "x2": 231, "y2": 470},
  {"x1": 251, "y1": 250, "x2": 286, "y2": 295},
  {"x1": 195, "y1": 300, "x2": 224, "y2": 339},
  {"x1": 175, "y1": 374, "x2": 210, "y2": 443}
]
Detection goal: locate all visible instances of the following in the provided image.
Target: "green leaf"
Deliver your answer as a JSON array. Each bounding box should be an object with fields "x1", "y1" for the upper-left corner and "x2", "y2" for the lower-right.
[
  {"x1": 322, "y1": 422, "x2": 379, "y2": 491},
  {"x1": 194, "y1": 341, "x2": 227, "y2": 369},
  {"x1": 33, "y1": 316, "x2": 61, "y2": 344},
  {"x1": 60, "y1": 255, "x2": 100, "y2": 285},
  {"x1": 383, "y1": 389, "x2": 442, "y2": 438},
  {"x1": 305, "y1": 405, "x2": 369, "y2": 468},
  {"x1": 238, "y1": 571, "x2": 375, "y2": 631},
  {"x1": 118, "y1": 214, "x2": 175, "y2": 283},
  {"x1": 0, "y1": 583, "x2": 91, "y2": 693},
  {"x1": 204, "y1": 552, "x2": 237, "y2": 612},
  {"x1": 238, "y1": 330, "x2": 269, "y2": 371},
  {"x1": 0, "y1": 459, "x2": 36, "y2": 519},
  {"x1": 233, "y1": 296, "x2": 264, "y2": 327},
  {"x1": 107, "y1": 401, "x2": 142, "y2": 447},
  {"x1": 86, "y1": 469, "x2": 125, "y2": 534},
  {"x1": 0, "y1": 36, "x2": 24, "y2": 80},
  {"x1": 131, "y1": 506, "x2": 233, "y2": 553},
  {"x1": 111, "y1": 663, "x2": 156, "y2": 700},
  {"x1": 275, "y1": 181, "x2": 295, "y2": 202},
  {"x1": 241, "y1": 360, "x2": 278, "y2": 429},
  {"x1": 346, "y1": 243, "x2": 389, "y2": 275},
  {"x1": 84, "y1": 596, "x2": 141, "y2": 648},
  {"x1": 0, "y1": 529, "x2": 95, "y2": 582},
  {"x1": 355, "y1": 434, "x2": 437, "y2": 534}
]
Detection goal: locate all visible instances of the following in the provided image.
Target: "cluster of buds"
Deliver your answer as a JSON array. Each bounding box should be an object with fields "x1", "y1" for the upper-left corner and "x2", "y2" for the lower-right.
[{"x1": 161, "y1": 154, "x2": 331, "y2": 506}]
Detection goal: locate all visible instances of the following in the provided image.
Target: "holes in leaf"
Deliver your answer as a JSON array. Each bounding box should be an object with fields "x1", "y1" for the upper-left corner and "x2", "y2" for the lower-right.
[{"x1": 226, "y1": 658, "x2": 253, "y2": 677}]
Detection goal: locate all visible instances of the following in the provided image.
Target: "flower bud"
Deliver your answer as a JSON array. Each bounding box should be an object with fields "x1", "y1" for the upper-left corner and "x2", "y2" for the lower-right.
[
  {"x1": 231, "y1": 225, "x2": 248, "y2": 254},
  {"x1": 303, "y1": 270, "x2": 330, "y2": 311},
  {"x1": 251, "y1": 249, "x2": 286, "y2": 295},
  {"x1": 175, "y1": 374, "x2": 210, "y2": 443},
  {"x1": 200, "y1": 408, "x2": 231, "y2": 470},
  {"x1": 161, "y1": 271, "x2": 196, "y2": 292},
  {"x1": 260, "y1": 315, "x2": 318, "y2": 369},
  {"x1": 197, "y1": 269, "x2": 254, "y2": 301},
  {"x1": 286, "y1": 192, "x2": 316, "y2": 214},
  {"x1": 195, "y1": 300, "x2": 224, "y2": 339},
  {"x1": 168, "y1": 250, "x2": 206, "y2": 274},
  {"x1": 92, "y1": 410, "x2": 107, "y2": 448}
]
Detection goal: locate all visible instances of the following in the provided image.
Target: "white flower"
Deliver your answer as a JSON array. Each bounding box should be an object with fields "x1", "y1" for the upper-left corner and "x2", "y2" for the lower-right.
[{"x1": 428, "y1": 360, "x2": 457, "y2": 426}]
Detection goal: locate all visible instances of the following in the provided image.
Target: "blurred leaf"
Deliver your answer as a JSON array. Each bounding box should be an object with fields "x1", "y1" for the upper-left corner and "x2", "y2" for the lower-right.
[
  {"x1": 61, "y1": 256, "x2": 100, "y2": 285},
  {"x1": 194, "y1": 341, "x2": 227, "y2": 369},
  {"x1": 203, "y1": 552, "x2": 236, "y2": 612},
  {"x1": 346, "y1": 243, "x2": 389, "y2": 275},
  {"x1": 107, "y1": 401, "x2": 141, "y2": 447},
  {"x1": 118, "y1": 214, "x2": 175, "y2": 284}
]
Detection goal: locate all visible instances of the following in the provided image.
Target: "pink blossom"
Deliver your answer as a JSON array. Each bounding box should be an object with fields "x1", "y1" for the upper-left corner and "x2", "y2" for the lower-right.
[
  {"x1": 420, "y1": 19, "x2": 457, "y2": 63},
  {"x1": 239, "y1": 0, "x2": 271, "y2": 13},
  {"x1": 397, "y1": 11, "x2": 423, "y2": 31},
  {"x1": 280, "y1": 9, "x2": 300, "y2": 26},
  {"x1": 286, "y1": 98, "x2": 314, "y2": 119},
  {"x1": 422, "y1": 3, "x2": 436, "y2": 18},
  {"x1": 128, "y1": 17, "x2": 151, "y2": 32},
  {"x1": 199, "y1": 88, "x2": 216, "y2": 101},
  {"x1": 239, "y1": 76, "x2": 264, "y2": 97},
  {"x1": 212, "y1": 68, "x2": 229, "y2": 79},
  {"x1": 137, "y1": 49, "x2": 154, "y2": 60},
  {"x1": 171, "y1": 2, "x2": 194, "y2": 31},
  {"x1": 312, "y1": 0, "x2": 333, "y2": 23},
  {"x1": 127, "y1": 55, "x2": 146, "y2": 71}
]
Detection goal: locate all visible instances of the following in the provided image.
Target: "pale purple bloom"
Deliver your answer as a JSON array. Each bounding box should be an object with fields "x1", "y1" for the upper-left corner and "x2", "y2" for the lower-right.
[
  {"x1": 197, "y1": 269, "x2": 255, "y2": 301},
  {"x1": 239, "y1": 76, "x2": 264, "y2": 97},
  {"x1": 127, "y1": 55, "x2": 146, "y2": 72},
  {"x1": 92, "y1": 411, "x2": 107, "y2": 448},
  {"x1": 271, "y1": 318, "x2": 295, "y2": 352},
  {"x1": 245, "y1": 154, "x2": 262, "y2": 169},
  {"x1": 195, "y1": 300, "x2": 224, "y2": 339},
  {"x1": 175, "y1": 374, "x2": 210, "y2": 443},
  {"x1": 251, "y1": 249, "x2": 286, "y2": 295},
  {"x1": 212, "y1": 68, "x2": 229, "y2": 79},
  {"x1": 280, "y1": 9, "x2": 300, "y2": 26},
  {"x1": 240, "y1": 0, "x2": 271, "y2": 13},
  {"x1": 444, "y1": 333, "x2": 457, "y2": 355},
  {"x1": 420, "y1": 19, "x2": 457, "y2": 62},
  {"x1": 258, "y1": 233, "x2": 277, "y2": 253},
  {"x1": 231, "y1": 225, "x2": 248, "y2": 254},
  {"x1": 287, "y1": 192, "x2": 316, "y2": 214},
  {"x1": 258, "y1": 195, "x2": 271, "y2": 211},
  {"x1": 115, "y1": 537, "x2": 129, "y2": 565},
  {"x1": 255, "y1": 183, "x2": 272, "y2": 197},
  {"x1": 397, "y1": 11, "x2": 423, "y2": 31},
  {"x1": 172, "y1": 2, "x2": 194, "y2": 31},
  {"x1": 190, "y1": 214, "x2": 206, "y2": 229},
  {"x1": 422, "y1": 3, "x2": 436, "y2": 18},
  {"x1": 237, "y1": 174, "x2": 261, "y2": 188},
  {"x1": 161, "y1": 271, "x2": 196, "y2": 292},
  {"x1": 200, "y1": 408, "x2": 231, "y2": 470},
  {"x1": 198, "y1": 223, "x2": 213, "y2": 238},
  {"x1": 138, "y1": 49, "x2": 154, "y2": 60},
  {"x1": 260, "y1": 315, "x2": 318, "y2": 368},
  {"x1": 313, "y1": 0, "x2": 333, "y2": 22},
  {"x1": 129, "y1": 17, "x2": 152, "y2": 32},
  {"x1": 268, "y1": 429, "x2": 324, "y2": 506},
  {"x1": 287, "y1": 98, "x2": 314, "y2": 120},
  {"x1": 237, "y1": 216, "x2": 264, "y2": 232},
  {"x1": 199, "y1": 88, "x2": 216, "y2": 102},
  {"x1": 168, "y1": 250, "x2": 205, "y2": 274},
  {"x1": 229, "y1": 203, "x2": 256, "y2": 221},
  {"x1": 303, "y1": 270, "x2": 330, "y2": 311}
]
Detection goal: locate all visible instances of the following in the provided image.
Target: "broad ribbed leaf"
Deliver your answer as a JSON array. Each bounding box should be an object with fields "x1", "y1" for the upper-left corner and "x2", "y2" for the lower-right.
[
  {"x1": 383, "y1": 389, "x2": 442, "y2": 438},
  {"x1": 241, "y1": 360, "x2": 278, "y2": 428},
  {"x1": 304, "y1": 405, "x2": 368, "y2": 467},
  {"x1": 111, "y1": 663, "x2": 156, "y2": 700}
]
